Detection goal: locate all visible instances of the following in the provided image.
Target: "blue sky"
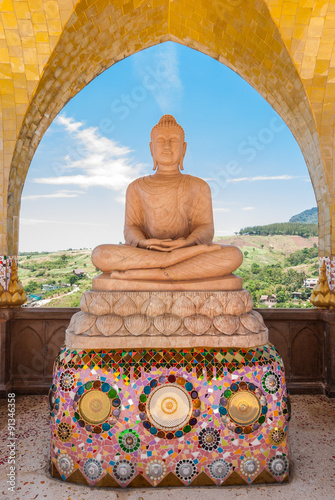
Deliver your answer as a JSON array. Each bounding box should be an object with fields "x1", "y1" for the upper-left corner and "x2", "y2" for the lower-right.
[{"x1": 19, "y1": 42, "x2": 316, "y2": 252}]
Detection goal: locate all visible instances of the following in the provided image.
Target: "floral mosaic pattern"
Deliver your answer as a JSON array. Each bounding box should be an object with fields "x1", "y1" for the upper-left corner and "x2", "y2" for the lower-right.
[{"x1": 50, "y1": 343, "x2": 290, "y2": 487}]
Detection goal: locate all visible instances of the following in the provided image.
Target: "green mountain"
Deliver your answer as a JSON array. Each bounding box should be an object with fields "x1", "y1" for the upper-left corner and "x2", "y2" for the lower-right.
[{"x1": 289, "y1": 207, "x2": 318, "y2": 224}]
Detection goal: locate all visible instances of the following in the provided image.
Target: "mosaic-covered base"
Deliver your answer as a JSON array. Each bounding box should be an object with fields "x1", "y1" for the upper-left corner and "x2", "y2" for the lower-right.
[{"x1": 49, "y1": 344, "x2": 290, "y2": 487}]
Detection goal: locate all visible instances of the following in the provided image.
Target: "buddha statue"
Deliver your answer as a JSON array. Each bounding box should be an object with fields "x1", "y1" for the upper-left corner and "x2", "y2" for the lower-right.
[{"x1": 92, "y1": 115, "x2": 243, "y2": 291}]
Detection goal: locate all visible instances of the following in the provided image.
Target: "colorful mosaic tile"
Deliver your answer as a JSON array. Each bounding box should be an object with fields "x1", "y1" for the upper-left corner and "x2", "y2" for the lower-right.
[
  {"x1": 50, "y1": 343, "x2": 290, "y2": 487},
  {"x1": 56, "y1": 344, "x2": 283, "y2": 381}
]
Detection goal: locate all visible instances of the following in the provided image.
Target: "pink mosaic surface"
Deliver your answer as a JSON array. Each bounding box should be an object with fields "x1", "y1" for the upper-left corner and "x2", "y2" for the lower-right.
[
  {"x1": 49, "y1": 344, "x2": 290, "y2": 487},
  {"x1": 319, "y1": 256, "x2": 335, "y2": 290},
  {"x1": 0, "y1": 255, "x2": 16, "y2": 289}
]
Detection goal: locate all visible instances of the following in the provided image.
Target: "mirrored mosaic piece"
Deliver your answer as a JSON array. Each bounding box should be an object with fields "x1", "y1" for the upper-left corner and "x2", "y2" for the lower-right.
[
  {"x1": 262, "y1": 371, "x2": 280, "y2": 394},
  {"x1": 83, "y1": 458, "x2": 103, "y2": 480},
  {"x1": 48, "y1": 384, "x2": 60, "y2": 417},
  {"x1": 57, "y1": 422, "x2": 72, "y2": 442},
  {"x1": 219, "y1": 380, "x2": 267, "y2": 434},
  {"x1": 241, "y1": 458, "x2": 260, "y2": 477},
  {"x1": 175, "y1": 460, "x2": 197, "y2": 481},
  {"x1": 268, "y1": 454, "x2": 289, "y2": 476},
  {"x1": 208, "y1": 459, "x2": 231, "y2": 479},
  {"x1": 119, "y1": 429, "x2": 140, "y2": 452},
  {"x1": 113, "y1": 460, "x2": 135, "y2": 482},
  {"x1": 56, "y1": 454, "x2": 74, "y2": 475},
  {"x1": 79, "y1": 390, "x2": 111, "y2": 424},
  {"x1": 139, "y1": 375, "x2": 200, "y2": 438},
  {"x1": 269, "y1": 427, "x2": 286, "y2": 446},
  {"x1": 198, "y1": 427, "x2": 220, "y2": 451},
  {"x1": 146, "y1": 459, "x2": 166, "y2": 480},
  {"x1": 60, "y1": 370, "x2": 76, "y2": 392},
  {"x1": 74, "y1": 380, "x2": 121, "y2": 433}
]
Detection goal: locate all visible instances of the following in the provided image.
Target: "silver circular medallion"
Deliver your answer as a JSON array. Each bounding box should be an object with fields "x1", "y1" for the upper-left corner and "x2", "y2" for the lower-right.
[
  {"x1": 209, "y1": 459, "x2": 230, "y2": 479},
  {"x1": 83, "y1": 458, "x2": 102, "y2": 480},
  {"x1": 56, "y1": 454, "x2": 74, "y2": 474}
]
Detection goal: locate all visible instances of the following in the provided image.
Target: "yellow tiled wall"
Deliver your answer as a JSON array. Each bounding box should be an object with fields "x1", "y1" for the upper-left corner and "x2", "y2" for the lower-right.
[{"x1": 1, "y1": 0, "x2": 335, "y2": 257}]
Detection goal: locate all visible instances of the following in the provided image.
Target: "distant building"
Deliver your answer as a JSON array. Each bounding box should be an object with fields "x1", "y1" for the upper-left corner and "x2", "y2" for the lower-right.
[
  {"x1": 292, "y1": 292, "x2": 302, "y2": 299},
  {"x1": 73, "y1": 269, "x2": 85, "y2": 277},
  {"x1": 29, "y1": 294, "x2": 42, "y2": 301},
  {"x1": 260, "y1": 294, "x2": 277, "y2": 305},
  {"x1": 42, "y1": 284, "x2": 61, "y2": 291},
  {"x1": 304, "y1": 278, "x2": 318, "y2": 289}
]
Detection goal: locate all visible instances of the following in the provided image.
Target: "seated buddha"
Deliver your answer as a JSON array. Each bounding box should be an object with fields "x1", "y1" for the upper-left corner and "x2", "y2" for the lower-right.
[{"x1": 91, "y1": 115, "x2": 243, "y2": 291}]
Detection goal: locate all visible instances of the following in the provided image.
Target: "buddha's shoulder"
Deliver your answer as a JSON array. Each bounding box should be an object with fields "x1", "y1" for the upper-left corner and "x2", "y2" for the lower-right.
[
  {"x1": 181, "y1": 174, "x2": 210, "y2": 190},
  {"x1": 127, "y1": 176, "x2": 151, "y2": 190}
]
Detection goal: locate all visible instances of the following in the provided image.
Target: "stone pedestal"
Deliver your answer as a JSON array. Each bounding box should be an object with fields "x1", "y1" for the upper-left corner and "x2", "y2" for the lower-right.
[{"x1": 50, "y1": 289, "x2": 290, "y2": 487}]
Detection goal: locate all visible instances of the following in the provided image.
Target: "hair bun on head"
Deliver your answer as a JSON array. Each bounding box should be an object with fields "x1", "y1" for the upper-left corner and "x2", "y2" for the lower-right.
[{"x1": 151, "y1": 115, "x2": 185, "y2": 141}]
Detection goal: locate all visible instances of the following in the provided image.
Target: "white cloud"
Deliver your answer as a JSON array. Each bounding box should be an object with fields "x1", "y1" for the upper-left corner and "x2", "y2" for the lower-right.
[
  {"x1": 242, "y1": 206, "x2": 255, "y2": 211},
  {"x1": 213, "y1": 207, "x2": 231, "y2": 212},
  {"x1": 226, "y1": 175, "x2": 298, "y2": 183},
  {"x1": 133, "y1": 42, "x2": 183, "y2": 111},
  {"x1": 22, "y1": 189, "x2": 84, "y2": 201},
  {"x1": 33, "y1": 115, "x2": 145, "y2": 201}
]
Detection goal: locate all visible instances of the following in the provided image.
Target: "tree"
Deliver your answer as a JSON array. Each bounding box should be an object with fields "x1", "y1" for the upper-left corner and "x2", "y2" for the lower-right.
[
  {"x1": 276, "y1": 290, "x2": 286, "y2": 303},
  {"x1": 251, "y1": 263, "x2": 260, "y2": 274},
  {"x1": 69, "y1": 275, "x2": 79, "y2": 285}
]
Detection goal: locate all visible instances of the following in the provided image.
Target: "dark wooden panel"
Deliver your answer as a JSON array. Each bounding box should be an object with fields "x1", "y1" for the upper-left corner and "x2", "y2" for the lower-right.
[{"x1": 0, "y1": 307, "x2": 334, "y2": 397}]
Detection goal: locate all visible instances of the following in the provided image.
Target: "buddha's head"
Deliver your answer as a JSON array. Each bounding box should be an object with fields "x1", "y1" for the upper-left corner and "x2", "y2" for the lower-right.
[{"x1": 150, "y1": 115, "x2": 187, "y2": 173}]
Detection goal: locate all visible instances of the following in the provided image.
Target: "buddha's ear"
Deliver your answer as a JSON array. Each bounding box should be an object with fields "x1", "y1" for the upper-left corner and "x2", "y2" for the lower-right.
[
  {"x1": 150, "y1": 141, "x2": 158, "y2": 170},
  {"x1": 179, "y1": 142, "x2": 187, "y2": 170}
]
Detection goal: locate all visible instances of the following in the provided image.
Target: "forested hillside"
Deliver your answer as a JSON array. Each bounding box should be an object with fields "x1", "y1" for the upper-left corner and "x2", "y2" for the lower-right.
[{"x1": 18, "y1": 234, "x2": 319, "y2": 309}]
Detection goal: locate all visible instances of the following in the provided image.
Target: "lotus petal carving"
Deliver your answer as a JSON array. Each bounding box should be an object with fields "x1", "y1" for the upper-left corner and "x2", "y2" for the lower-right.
[
  {"x1": 96, "y1": 315, "x2": 123, "y2": 336},
  {"x1": 240, "y1": 313, "x2": 260, "y2": 333},
  {"x1": 199, "y1": 296, "x2": 223, "y2": 316},
  {"x1": 124, "y1": 314, "x2": 150, "y2": 335},
  {"x1": 88, "y1": 295, "x2": 110, "y2": 316},
  {"x1": 251, "y1": 311, "x2": 267, "y2": 330},
  {"x1": 171, "y1": 296, "x2": 196, "y2": 317},
  {"x1": 184, "y1": 314, "x2": 212, "y2": 335},
  {"x1": 141, "y1": 295, "x2": 166, "y2": 316},
  {"x1": 133, "y1": 294, "x2": 146, "y2": 309},
  {"x1": 81, "y1": 291, "x2": 93, "y2": 311},
  {"x1": 226, "y1": 295, "x2": 245, "y2": 316},
  {"x1": 242, "y1": 292, "x2": 254, "y2": 312},
  {"x1": 104, "y1": 293, "x2": 116, "y2": 311},
  {"x1": 113, "y1": 295, "x2": 137, "y2": 316},
  {"x1": 213, "y1": 315, "x2": 239, "y2": 335},
  {"x1": 236, "y1": 323, "x2": 249, "y2": 335},
  {"x1": 154, "y1": 314, "x2": 181, "y2": 334},
  {"x1": 80, "y1": 294, "x2": 89, "y2": 313},
  {"x1": 74, "y1": 313, "x2": 96, "y2": 334},
  {"x1": 68, "y1": 311, "x2": 82, "y2": 332}
]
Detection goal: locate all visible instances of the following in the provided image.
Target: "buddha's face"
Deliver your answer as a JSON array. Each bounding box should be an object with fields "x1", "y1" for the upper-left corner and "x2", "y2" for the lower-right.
[{"x1": 150, "y1": 126, "x2": 187, "y2": 172}]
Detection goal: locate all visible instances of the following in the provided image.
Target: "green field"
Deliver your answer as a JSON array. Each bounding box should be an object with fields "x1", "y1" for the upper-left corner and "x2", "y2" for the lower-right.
[{"x1": 18, "y1": 234, "x2": 319, "y2": 308}]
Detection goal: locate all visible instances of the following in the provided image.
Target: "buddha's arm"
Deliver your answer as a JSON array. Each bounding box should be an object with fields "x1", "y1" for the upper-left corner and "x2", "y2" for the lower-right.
[
  {"x1": 123, "y1": 182, "x2": 146, "y2": 246},
  {"x1": 188, "y1": 181, "x2": 214, "y2": 244}
]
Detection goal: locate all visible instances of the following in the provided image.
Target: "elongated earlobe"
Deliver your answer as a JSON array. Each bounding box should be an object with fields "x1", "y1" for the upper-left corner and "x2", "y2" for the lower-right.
[
  {"x1": 153, "y1": 160, "x2": 158, "y2": 170},
  {"x1": 179, "y1": 142, "x2": 187, "y2": 170}
]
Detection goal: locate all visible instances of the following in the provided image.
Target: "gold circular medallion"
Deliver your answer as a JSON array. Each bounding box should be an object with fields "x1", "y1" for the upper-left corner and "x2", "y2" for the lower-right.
[
  {"x1": 79, "y1": 390, "x2": 111, "y2": 424},
  {"x1": 228, "y1": 391, "x2": 261, "y2": 426},
  {"x1": 161, "y1": 397, "x2": 178, "y2": 414},
  {"x1": 147, "y1": 384, "x2": 192, "y2": 431}
]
